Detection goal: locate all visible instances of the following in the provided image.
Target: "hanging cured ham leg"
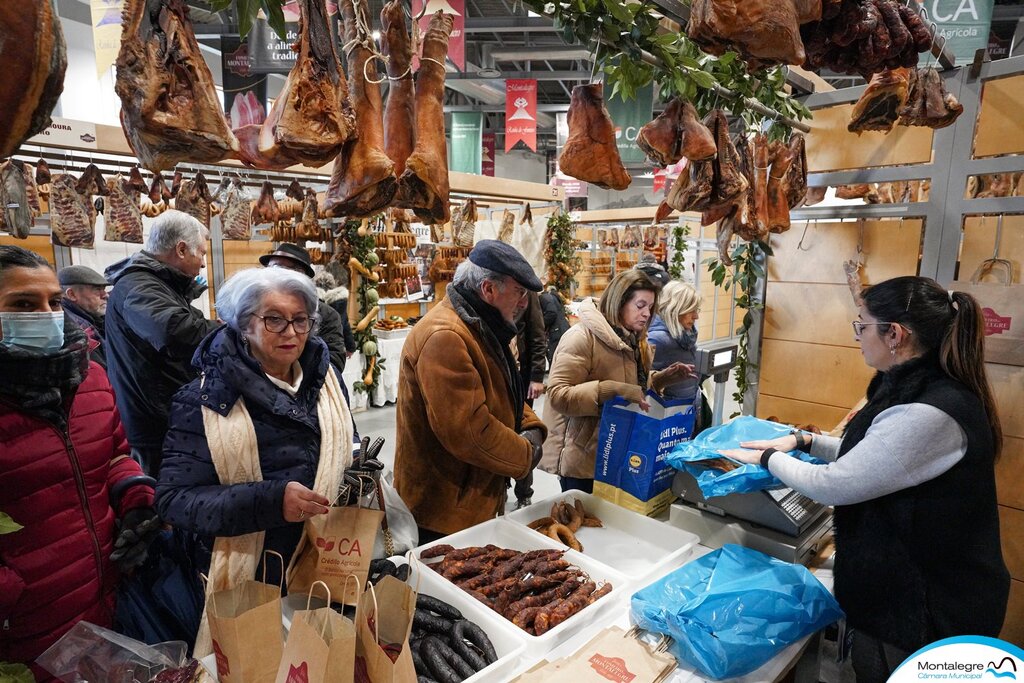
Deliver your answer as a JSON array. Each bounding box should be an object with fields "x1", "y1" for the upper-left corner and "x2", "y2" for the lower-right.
[
  {"x1": 258, "y1": 0, "x2": 354, "y2": 167},
  {"x1": 766, "y1": 143, "x2": 796, "y2": 233},
  {"x1": 637, "y1": 99, "x2": 716, "y2": 167},
  {"x1": 115, "y1": 0, "x2": 238, "y2": 171},
  {"x1": 381, "y1": 0, "x2": 416, "y2": 176},
  {"x1": 325, "y1": 0, "x2": 399, "y2": 217},
  {"x1": 0, "y1": 0, "x2": 67, "y2": 159},
  {"x1": 395, "y1": 11, "x2": 455, "y2": 223},
  {"x1": 559, "y1": 84, "x2": 631, "y2": 191}
]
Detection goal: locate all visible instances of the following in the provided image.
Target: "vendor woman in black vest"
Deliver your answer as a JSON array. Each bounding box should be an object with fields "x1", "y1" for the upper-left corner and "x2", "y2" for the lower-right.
[{"x1": 720, "y1": 275, "x2": 1009, "y2": 683}]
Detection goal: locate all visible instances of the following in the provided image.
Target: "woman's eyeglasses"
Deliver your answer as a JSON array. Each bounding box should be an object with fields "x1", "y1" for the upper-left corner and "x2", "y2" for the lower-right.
[
  {"x1": 852, "y1": 321, "x2": 910, "y2": 337},
  {"x1": 258, "y1": 314, "x2": 314, "y2": 334}
]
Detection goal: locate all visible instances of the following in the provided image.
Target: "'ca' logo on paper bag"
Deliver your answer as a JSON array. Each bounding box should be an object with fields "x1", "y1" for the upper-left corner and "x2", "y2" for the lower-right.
[
  {"x1": 285, "y1": 662, "x2": 309, "y2": 683},
  {"x1": 212, "y1": 639, "x2": 229, "y2": 676}
]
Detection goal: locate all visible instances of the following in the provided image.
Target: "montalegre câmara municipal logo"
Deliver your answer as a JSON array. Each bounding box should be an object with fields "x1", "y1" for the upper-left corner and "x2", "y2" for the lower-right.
[{"x1": 887, "y1": 636, "x2": 1023, "y2": 683}]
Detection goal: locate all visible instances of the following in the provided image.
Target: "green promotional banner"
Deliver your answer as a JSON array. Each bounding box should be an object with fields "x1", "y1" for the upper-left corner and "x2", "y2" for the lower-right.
[
  {"x1": 602, "y1": 83, "x2": 654, "y2": 164},
  {"x1": 450, "y1": 112, "x2": 483, "y2": 174},
  {"x1": 920, "y1": 0, "x2": 994, "y2": 65}
]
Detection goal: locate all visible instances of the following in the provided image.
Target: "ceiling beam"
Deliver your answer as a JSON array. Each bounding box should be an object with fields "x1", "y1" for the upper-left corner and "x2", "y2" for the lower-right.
[
  {"x1": 464, "y1": 17, "x2": 559, "y2": 33},
  {"x1": 447, "y1": 70, "x2": 590, "y2": 82},
  {"x1": 490, "y1": 47, "x2": 592, "y2": 62}
]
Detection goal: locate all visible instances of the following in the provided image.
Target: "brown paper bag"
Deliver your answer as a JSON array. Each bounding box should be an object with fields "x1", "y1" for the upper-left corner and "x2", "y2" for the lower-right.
[
  {"x1": 207, "y1": 551, "x2": 285, "y2": 683},
  {"x1": 287, "y1": 501, "x2": 384, "y2": 605},
  {"x1": 355, "y1": 576, "x2": 417, "y2": 683},
  {"x1": 276, "y1": 580, "x2": 357, "y2": 683},
  {"x1": 955, "y1": 259, "x2": 1024, "y2": 367},
  {"x1": 513, "y1": 626, "x2": 677, "y2": 683}
]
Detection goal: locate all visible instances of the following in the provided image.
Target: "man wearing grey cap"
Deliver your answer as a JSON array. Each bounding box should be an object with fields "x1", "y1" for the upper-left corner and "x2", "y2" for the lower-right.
[
  {"x1": 59, "y1": 265, "x2": 110, "y2": 368},
  {"x1": 394, "y1": 240, "x2": 548, "y2": 541}
]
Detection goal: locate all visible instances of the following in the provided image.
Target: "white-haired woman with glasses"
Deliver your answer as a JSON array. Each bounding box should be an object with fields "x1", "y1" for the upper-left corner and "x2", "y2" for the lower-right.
[{"x1": 156, "y1": 267, "x2": 353, "y2": 656}]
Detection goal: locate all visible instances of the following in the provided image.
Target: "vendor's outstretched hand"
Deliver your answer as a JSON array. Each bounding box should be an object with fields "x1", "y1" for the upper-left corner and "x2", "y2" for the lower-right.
[
  {"x1": 740, "y1": 435, "x2": 799, "y2": 452},
  {"x1": 716, "y1": 448, "x2": 763, "y2": 465}
]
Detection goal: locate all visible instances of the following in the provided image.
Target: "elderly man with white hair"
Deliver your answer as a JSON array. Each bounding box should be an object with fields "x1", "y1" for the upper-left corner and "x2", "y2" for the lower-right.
[{"x1": 104, "y1": 210, "x2": 220, "y2": 475}]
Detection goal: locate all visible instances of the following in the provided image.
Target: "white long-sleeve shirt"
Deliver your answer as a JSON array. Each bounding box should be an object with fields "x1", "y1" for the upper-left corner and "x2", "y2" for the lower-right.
[{"x1": 767, "y1": 403, "x2": 967, "y2": 506}]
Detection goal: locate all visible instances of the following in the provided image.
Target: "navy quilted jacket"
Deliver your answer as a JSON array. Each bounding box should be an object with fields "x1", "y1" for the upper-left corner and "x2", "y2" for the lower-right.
[{"x1": 156, "y1": 325, "x2": 331, "y2": 587}]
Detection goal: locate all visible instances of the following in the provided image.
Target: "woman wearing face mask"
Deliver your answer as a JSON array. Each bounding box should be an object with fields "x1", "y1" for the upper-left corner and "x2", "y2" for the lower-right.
[
  {"x1": 0, "y1": 246, "x2": 157, "y2": 680},
  {"x1": 156, "y1": 267, "x2": 353, "y2": 656},
  {"x1": 720, "y1": 276, "x2": 1009, "y2": 682},
  {"x1": 539, "y1": 270, "x2": 695, "y2": 493}
]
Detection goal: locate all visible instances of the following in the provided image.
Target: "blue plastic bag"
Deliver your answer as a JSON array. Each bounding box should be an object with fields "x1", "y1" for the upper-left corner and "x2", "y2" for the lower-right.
[
  {"x1": 631, "y1": 544, "x2": 844, "y2": 680},
  {"x1": 593, "y1": 391, "x2": 695, "y2": 515},
  {"x1": 666, "y1": 416, "x2": 822, "y2": 498}
]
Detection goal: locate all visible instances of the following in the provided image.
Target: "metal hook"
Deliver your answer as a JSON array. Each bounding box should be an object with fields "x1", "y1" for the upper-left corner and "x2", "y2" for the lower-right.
[
  {"x1": 796, "y1": 220, "x2": 813, "y2": 251},
  {"x1": 993, "y1": 214, "x2": 1004, "y2": 260},
  {"x1": 857, "y1": 218, "x2": 866, "y2": 256},
  {"x1": 412, "y1": 0, "x2": 428, "y2": 21}
]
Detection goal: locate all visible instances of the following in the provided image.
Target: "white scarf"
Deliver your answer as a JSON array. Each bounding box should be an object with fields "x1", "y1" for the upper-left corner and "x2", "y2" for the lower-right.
[{"x1": 193, "y1": 365, "x2": 353, "y2": 656}]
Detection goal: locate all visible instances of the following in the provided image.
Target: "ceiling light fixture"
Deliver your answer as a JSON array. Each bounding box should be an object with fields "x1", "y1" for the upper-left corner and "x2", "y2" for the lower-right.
[{"x1": 476, "y1": 66, "x2": 501, "y2": 78}]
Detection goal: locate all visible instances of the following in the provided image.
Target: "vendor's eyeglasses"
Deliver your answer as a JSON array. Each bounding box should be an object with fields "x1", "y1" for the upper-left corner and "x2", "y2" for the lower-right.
[
  {"x1": 258, "y1": 314, "x2": 314, "y2": 334},
  {"x1": 852, "y1": 321, "x2": 911, "y2": 337}
]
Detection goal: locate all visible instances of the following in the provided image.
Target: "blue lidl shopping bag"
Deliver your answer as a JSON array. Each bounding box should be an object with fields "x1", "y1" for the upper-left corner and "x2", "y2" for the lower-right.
[
  {"x1": 666, "y1": 415, "x2": 822, "y2": 498},
  {"x1": 631, "y1": 544, "x2": 844, "y2": 679},
  {"x1": 593, "y1": 391, "x2": 695, "y2": 516}
]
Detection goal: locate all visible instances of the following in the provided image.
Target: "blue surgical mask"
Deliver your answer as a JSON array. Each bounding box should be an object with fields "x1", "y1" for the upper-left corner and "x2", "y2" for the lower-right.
[{"x1": 0, "y1": 311, "x2": 65, "y2": 352}]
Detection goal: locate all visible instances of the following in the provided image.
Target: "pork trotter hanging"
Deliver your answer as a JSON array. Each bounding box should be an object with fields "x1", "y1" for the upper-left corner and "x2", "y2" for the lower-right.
[
  {"x1": 394, "y1": 11, "x2": 456, "y2": 224},
  {"x1": 381, "y1": 0, "x2": 417, "y2": 177},
  {"x1": 324, "y1": 0, "x2": 398, "y2": 217},
  {"x1": 636, "y1": 99, "x2": 717, "y2": 167}
]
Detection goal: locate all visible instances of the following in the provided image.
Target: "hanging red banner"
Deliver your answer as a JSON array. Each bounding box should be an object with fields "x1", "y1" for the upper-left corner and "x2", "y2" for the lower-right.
[
  {"x1": 505, "y1": 79, "x2": 537, "y2": 152},
  {"x1": 412, "y1": 0, "x2": 465, "y2": 71},
  {"x1": 482, "y1": 133, "x2": 496, "y2": 176},
  {"x1": 652, "y1": 169, "x2": 667, "y2": 194}
]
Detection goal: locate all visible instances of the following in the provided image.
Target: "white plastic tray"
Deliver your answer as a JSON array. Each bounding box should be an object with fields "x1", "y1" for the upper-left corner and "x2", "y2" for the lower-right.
[
  {"x1": 409, "y1": 519, "x2": 627, "y2": 656},
  {"x1": 505, "y1": 491, "x2": 701, "y2": 586},
  {"x1": 403, "y1": 557, "x2": 528, "y2": 683}
]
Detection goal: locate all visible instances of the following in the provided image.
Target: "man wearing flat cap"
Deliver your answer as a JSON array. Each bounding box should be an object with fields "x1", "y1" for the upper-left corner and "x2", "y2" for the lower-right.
[
  {"x1": 395, "y1": 240, "x2": 548, "y2": 540},
  {"x1": 260, "y1": 243, "x2": 353, "y2": 379},
  {"x1": 59, "y1": 265, "x2": 110, "y2": 368}
]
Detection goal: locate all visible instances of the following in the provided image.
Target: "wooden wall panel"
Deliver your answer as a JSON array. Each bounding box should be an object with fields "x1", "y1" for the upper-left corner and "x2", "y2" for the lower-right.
[
  {"x1": 0, "y1": 235, "x2": 55, "y2": 265},
  {"x1": 974, "y1": 74, "x2": 1024, "y2": 159},
  {"x1": 805, "y1": 104, "x2": 934, "y2": 172},
  {"x1": 223, "y1": 240, "x2": 272, "y2": 280},
  {"x1": 769, "y1": 220, "x2": 923, "y2": 285},
  {"x1": 996, "y1": 436, "x2": 1024, "y2": 511},
  {"x1": 756, "y1": 394, "x2": 851, "y2": 431},
  {"x1": 760, "y1": 339, "x2": 874, "y2": 409},
  {"x1": 765, "y1": 282, "x2": 859, "y2": 347},
  {"x1": 959, "y1": 215, "x2": 1024, "y2": 283},
  {"x1": 1001, "y1": 579, "x2": 1024, "y2": 646},
  {"x1": 1000, "y1": 505, "x2": 1024, "y2": 580}
]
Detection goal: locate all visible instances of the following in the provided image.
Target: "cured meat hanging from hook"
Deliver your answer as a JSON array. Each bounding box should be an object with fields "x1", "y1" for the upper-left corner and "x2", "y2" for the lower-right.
[
  {"x1": 707, "y1": 109, "x2": 748, "y2": 210},
  {"x1": 766, "y1": 141, "x2": 797, "y2": 233},
  {"x1": 252, "y1": 181, "x2": 280, "y2": 225},
  {"x1": 784, "y1": 134, "x2": 807, "y2": 209},
  {"x1": 36, "y1": 159, "x2": 52, "y2": 186},
  {"x1": 849, "y1": 67, "x2": 911, "y2": 133},
  {"x1": 0, "y1": 0, "x2": 67, "y2": 159},
  {"x1": 50, "y1": 174, "x2": 95, "y2": 248},
  {"x1": 0, "y1": 160, "x2": 34, "y2": 239},
  {"x1": 127, "y1": 165, "x2": 148, "y2": 194},
  {"x1": 324, "y1": 0, "x2": 398, "y2": 217},
  {"x1": 115, "y1": 0, "x2": 238, "y2": 171},
  {"x1": 898, "y1": 66, "x2": 962, "y2": 129},
  {"x1": 148, "y1": 171, "x2": 171, "y2": 203},
  {"x1": 105, "y1": 175, "x2": 144, "y2": 244},
  {"x1": 520, "y1": 204, "x2": 534, "y2": 227},
  {"x1": 636, "y1": 98, "x2": 716, "y2": 167},
  {"x1": 558, "y1": 84, "x2": 631, "y2": 191},
  {"x1": 257, "y1": 0, "x2": 354, "y2": 168},
  {"x1": 174, "y1": 172, "x2": 213, "y2": 228},
  {"x1": 394, "y1": 11, "x2": 455, "y2": 223},
  {"x1": 220, "y1": 177, "x2": 252, "y2": 240},
  {"x1": 381, "y1": 0, "x2": 416, "y2": 177},
  {"x1": 498, "y1": 208, "x2": 515, "y2": 243}
]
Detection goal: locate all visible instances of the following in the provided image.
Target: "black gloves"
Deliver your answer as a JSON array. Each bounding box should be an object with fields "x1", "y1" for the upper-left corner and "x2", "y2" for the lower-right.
[
  {"x1": 338, "y1": 437, "x2": 387, "y2": 505},
  {"x1": 520, "y1": 429, "x2": 545, "y2": 469},
  {"x1": 110, "y1": 507, "x2": 161, "y2": 572}
]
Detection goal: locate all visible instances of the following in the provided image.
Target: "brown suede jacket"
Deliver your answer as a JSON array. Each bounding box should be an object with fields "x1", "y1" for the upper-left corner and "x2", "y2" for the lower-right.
[{"x1": 394, "y1": 293, "x2": 547, "y2": 535}]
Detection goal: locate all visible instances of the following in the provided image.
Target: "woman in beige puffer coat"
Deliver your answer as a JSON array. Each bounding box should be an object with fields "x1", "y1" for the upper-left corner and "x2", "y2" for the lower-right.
[{"x1": 539, "y1": 270, "x2": 693, "y2": 492}]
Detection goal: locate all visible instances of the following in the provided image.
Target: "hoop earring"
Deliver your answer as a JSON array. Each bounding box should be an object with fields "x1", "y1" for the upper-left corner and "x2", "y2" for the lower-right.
[{"x1": 889, "y1": 344, "x2": 898, "y2": 357}]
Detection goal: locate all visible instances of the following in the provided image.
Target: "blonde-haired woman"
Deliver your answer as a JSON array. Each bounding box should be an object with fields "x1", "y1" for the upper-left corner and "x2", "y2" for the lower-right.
[
  {"x1": 648, "y1": 281, "x2": 702, "y2": 402},
  {"x1": 539, "y1": 270, "x2": 694, "y2": 492}
]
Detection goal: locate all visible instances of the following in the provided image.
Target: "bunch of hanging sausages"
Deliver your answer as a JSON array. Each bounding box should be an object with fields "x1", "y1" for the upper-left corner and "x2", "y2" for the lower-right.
[
  {"x1": 526, "y1": 499, "x2": 604, "y2": 553},
  {"x1": 420, "y1": 545, "x2": 613, "y2": 636}
]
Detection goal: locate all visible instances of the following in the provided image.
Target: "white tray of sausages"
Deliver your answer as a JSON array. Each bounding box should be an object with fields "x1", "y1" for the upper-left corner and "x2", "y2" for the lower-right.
[{"x1": 409, "y1": 518, "x2": 626, "y2": 657}]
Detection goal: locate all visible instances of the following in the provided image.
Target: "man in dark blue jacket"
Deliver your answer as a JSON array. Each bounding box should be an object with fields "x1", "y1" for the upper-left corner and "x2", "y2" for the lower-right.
[{"x1": 104, "y1": 210, "x2": 220, "y2": 476}]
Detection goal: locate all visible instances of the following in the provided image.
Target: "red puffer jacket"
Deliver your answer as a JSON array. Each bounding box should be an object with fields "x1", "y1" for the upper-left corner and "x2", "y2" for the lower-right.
[{"x1": 0, "y1": 361, "x2": 154, "y2": 678}]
